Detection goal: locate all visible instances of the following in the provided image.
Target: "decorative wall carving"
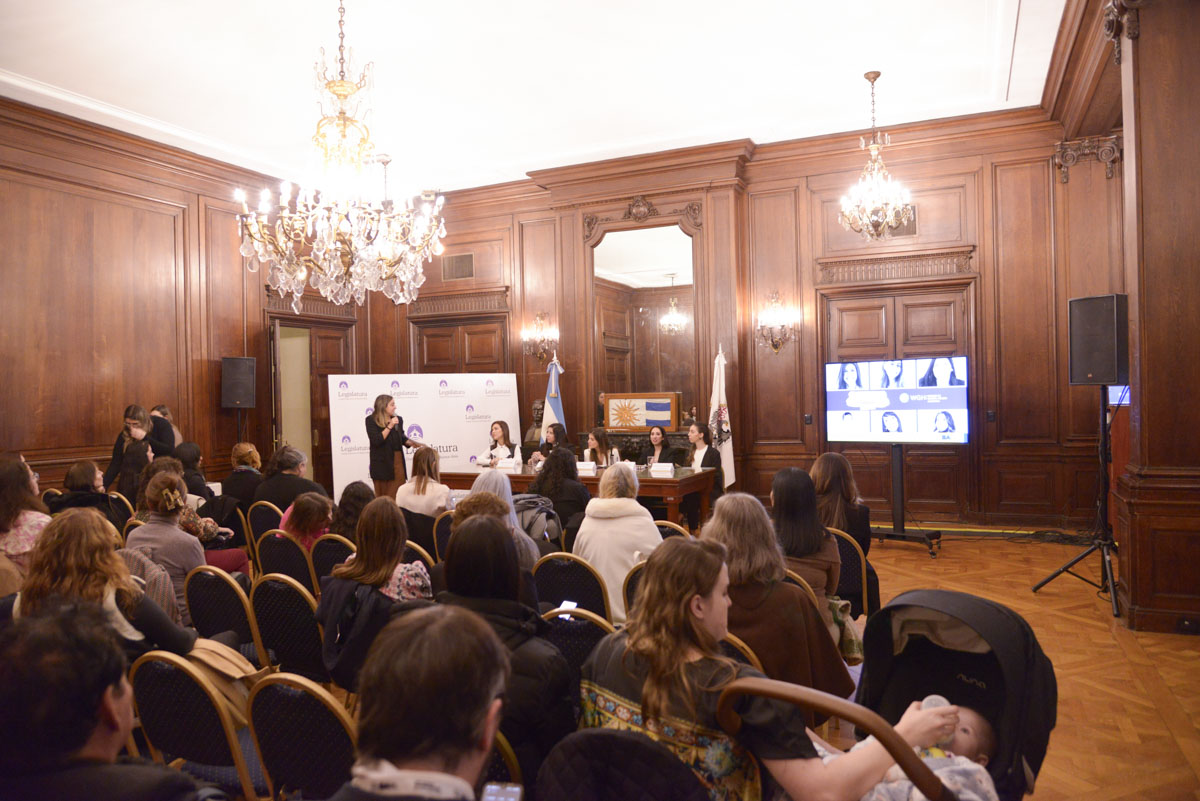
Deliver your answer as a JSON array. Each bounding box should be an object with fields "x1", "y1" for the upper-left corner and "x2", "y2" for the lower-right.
[
  {"x1": 674, "y1": 201, "x2": 704, "y2": 229},
  {"x1": 1054, "y1": 135, "x2": 1122, "y2": 183},
  {"x1": 265, "y1": 290, "x2": 357, "y2": 319},
  {"x1": 622, "y1": 195, "x2": 660, "y2": 222},
  {"x1": 406, "y1": 287, "x2": 509, "y2": 319},
  {"x1": 815, "y1": 247, "x2": 975, "y2": 285},
  {"x1": 1103, "y1": 0, "x2": 1148, "y2": 65}
]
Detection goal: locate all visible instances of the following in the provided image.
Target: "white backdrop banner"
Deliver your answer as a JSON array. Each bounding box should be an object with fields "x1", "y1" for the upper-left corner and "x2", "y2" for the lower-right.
[{"x1": 327, "y1": 373, "x2": 521, "y2": 499}]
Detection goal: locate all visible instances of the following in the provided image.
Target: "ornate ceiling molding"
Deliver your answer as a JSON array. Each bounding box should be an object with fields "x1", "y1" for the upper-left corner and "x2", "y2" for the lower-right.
[
  {"x1": 815, "y1": 247, "x2": 975, "y2": 286},
  {"x1": 1054, "y1": 134, "x2": 1122, "y2": 183},
  {"x1": 584, "y1": 197, "x2": 702, "y2": 241},
  {"x1": 406, "y1": 288, "x2": 510, "y2": 319},
  {"x1": 1103, "y1": 0, "x2": 1149, "y2": 65},
  {"x1": 265, "y1": 290, "x2": 356, "y2": 319}
]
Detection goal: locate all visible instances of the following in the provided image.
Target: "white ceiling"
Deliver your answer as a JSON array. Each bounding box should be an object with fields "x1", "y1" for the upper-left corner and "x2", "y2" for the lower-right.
[{"x1": 0, "y1": 0, "x2": 1067, "y2": 196}]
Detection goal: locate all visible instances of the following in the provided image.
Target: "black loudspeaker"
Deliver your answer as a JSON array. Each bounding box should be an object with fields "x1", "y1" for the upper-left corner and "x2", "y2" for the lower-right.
[
  {"x1": 221, "y1": 357, "x2": 256, "y2": 408},
  {"x1": 1068, "y1": 294, "x2": 1129, "y2": 385}
]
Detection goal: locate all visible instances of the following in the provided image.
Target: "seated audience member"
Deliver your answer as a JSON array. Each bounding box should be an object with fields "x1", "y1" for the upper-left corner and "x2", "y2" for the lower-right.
[
  {"x1": 151, "y1": 404, "x2": 185, "y2": 447},
  {"x1": 116, "y1": 440, "x2": 153, "y2": 504},
  {"x1": 448, "y1": 492, "x2": 539, "y2": 609},
  {"x1": 279, "y1": 491, "x2": 334, "y2": 552},
  {"x1": 329, "y1": 480, "x2": 374, "y2": 543},
  {"x1": 125, "y1": 473, "x2": 205, "y2": 625},
  {"x1": 222, "y1": 442, "x2": 264, "y2": 514},
  {"x1": 316, "y1": 497, "x2": 432, "y2": 691},
  {"x1": 478, "y1": 420, "x2": 517, "y2": 467},
  {"x1": 582, "y1": 427, "x2": 621, "y2": 466},
  {"x1": 581, "y1": 537, "x2": 959, "y2": 801},
  {"x1": 1, "y1": 509, "x2": 204, "y2": 658},
  {"x1": 701, "y1": 493, "x2": 853, "y2": 719},
  {"x1": 101, "y1": 404, "x2": 176, "y2": 490},
  {"x1": 638, "y1": 425, "x2": 681, "y2": 466},
  {"x1": 327, "y1": 605, "x2": 510, "y2": 801},
  {"x1": 772, "y1": 467, "x2": 842, "y2": 643},
  {"x1": 811, "y1": 452, "x2": 881, "y2": 618},
  {"x1": 680, "y1": 421, "x2": 724, "y2": 531},
  {"x1": 253, "y1": 445, "x2": 327, "y2": 511},
  {"x1": 395, "y1": 446, "x2": 451, "y2": 517},
  {"x1": 468, "y1": 469, "x2": 540, "y2": 571},
  {"x1": 573, "y1": 462, "x2": 661, "y2": 624},
  {"x1": 528, "y1": 446, "x2": 591, "y2": 537},
  {"x1": 528, "y1": 422, "x2": 569, "y2": 467},
  {"x1": 0, "y1": 604, "x2": 224, "y2": 801},
  {"x1": 439, "y1": 515, "x2": 574, "y2": 779},
  {"x1": 0, "y1": 455, "x2": 50, "y2": 574},
  {"x1": 172, "y1": 442, "x2": 213, "y2": 502},
  {"x1": 45, "y1": 460, "x2": 123, "y2": 527}
]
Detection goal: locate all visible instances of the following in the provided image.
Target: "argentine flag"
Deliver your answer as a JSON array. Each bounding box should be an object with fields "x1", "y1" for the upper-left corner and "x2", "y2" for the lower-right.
[{"x1": 540, "y1": 356, "x2": 567, "y2": 444}]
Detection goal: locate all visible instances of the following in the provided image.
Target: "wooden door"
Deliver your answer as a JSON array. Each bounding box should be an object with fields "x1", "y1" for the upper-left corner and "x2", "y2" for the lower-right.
[
  {"x1": 825, "y1": 286, "x2": 973, "y2": 520},
  {"x1": 412, "y1": 318, "x2": 507, "y2": 374},
  {"x1": 309, "y1": 326, "x2": 353, "y2": 493}
]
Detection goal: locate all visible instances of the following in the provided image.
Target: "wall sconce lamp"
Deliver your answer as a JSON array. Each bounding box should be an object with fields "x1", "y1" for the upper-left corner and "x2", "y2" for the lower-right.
[
  {"x1": 521, "y1": 312, "x2": 560, "y2": 363},
  {"x1": 757, "y1": 291, "x2": 800, "y2": 353}
]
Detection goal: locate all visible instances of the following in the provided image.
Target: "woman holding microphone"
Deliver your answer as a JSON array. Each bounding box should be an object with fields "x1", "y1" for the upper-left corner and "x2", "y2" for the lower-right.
[{"x1": 365, "y1": 394, "x2": 426, "y2": 499}]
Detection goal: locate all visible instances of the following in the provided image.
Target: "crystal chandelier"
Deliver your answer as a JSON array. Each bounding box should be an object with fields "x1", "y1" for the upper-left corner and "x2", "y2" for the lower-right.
[
  {"x1": 235, "y1": 1, "x2": 446, "y2": 313},
  {"x1": 838, "y1": 71, "x2": 913, "y2": 241},
  {"x1": 659, "y1": 274, "x2": 687, "y2": 335}
]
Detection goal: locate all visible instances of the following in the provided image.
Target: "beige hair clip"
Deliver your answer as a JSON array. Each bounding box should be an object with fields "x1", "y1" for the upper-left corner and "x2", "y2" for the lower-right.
[{"x1": 161, "y1": 488, "x2": 184, "y2": 511}]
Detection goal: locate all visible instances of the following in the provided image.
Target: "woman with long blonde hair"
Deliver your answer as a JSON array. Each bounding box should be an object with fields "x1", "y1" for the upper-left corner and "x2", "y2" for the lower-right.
[
  {"x1": 581, "y1": 536, "x2": 957, "y2": 801},
  {"x1": 395, "y1": 446, "x2": 450, "y2": 517},
  {"x1": 2, "y1": 508, "x2": 200, "y2": 658},
  {"x1": 365, "y1": 394, "x2": 426, "y2": 499}
]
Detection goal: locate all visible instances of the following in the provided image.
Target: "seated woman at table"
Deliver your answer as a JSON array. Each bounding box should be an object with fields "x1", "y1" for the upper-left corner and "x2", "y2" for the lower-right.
[
  {"x1": 680, "y1": 421, "x2": 724, "y2": 531},
  {"x1": 478, "y1": 420, "x2": 517, "y2": 467},
  {"x1": 528, "y1": 423, "x2": 569, "y2": 467},
  {"x1": 638, "y1": 425, "x2": 681, "y2": 467},
  {"x1": 582, "y1": 428, "x2": 621, "y2": 467}
]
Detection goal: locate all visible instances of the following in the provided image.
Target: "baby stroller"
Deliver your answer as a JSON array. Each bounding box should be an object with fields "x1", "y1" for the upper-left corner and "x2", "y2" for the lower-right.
[{"x1": 854, "y1": 590, "x2": 1057, "y2": 800}]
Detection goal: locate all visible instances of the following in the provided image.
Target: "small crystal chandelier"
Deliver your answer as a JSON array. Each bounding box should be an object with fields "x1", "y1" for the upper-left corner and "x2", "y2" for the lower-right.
[
  {"x1": 757, "y1": 291, "x2": 800, "y2": 354},
  {"x1": 838, "y1": 71, "x2": 913, "y2": 241},
  {"x1": 235, "y1": 1, "x2": 446, "y2": 313},
  {"x1": 520, "y1": 312, "x2": 560, "y2": 363},
  {"x1": 659, "y1": 274, "x2": 687, "y2": 335}
]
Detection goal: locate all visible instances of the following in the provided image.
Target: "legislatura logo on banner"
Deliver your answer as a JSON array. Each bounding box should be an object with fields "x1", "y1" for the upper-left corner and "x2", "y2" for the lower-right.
[
  {"x1": 406, "y1": 424, "x2": 424, "y2": 440},
  {"x1": 438, "y1": 379, "x2": 464, "y2": 398},
  {"x1": 338, "y1": 435, "x2": 368, "y2": 455},
  {"x1": 389, "y1": 380, "x2": 418, "y2": 398},
  {"x1": 484, "y1": 379, "x2": 512, "y2": 397},
  {"x1": 464, "y1": 403, "x2": 491, "y2": 423},
  {"x1": 469, "y1": 455, "x2": 478, "y2": 464}
]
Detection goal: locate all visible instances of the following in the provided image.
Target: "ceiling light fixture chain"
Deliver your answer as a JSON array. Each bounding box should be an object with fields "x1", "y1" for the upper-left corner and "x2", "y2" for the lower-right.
[
  {"x1": 838, "y1": 70, "x2": 913, "y2": 241},
  {"x1": 235, "y1": 0, "x2": 446, "y2": 313}
]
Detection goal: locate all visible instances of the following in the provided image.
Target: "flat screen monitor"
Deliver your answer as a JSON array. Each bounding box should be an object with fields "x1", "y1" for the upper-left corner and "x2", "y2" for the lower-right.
[
  {"x1": 1107, "y1": 385, "x2": 1130, "y2": 406},
  {"x1": 826, "y1": 357, "x2": 969, "y2": 444}
]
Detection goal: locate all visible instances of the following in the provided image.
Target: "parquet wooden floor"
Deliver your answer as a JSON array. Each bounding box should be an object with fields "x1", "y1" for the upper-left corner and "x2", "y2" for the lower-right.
[{"x1": 863, "y1": 534, "x2": 1200, "y2": 801}]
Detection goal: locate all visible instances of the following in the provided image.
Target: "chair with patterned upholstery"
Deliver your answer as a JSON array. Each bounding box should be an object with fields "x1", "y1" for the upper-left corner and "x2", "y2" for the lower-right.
[
  {"x1": 783, "y1": 569, "x2": 820, "y2": 609},
  {"x1": 251, "y1": 573, "x2": 329, "y2": 683},
  {"x1": 533, "y1": 552, "x2": 612, "y2": 622},
  {"x1": 129, "y1": 651, "x2": 268, "y2": 801},
  {"x1": 482, "y1": 731, "x2": 522, "y2": 786},
  {"x1": 257, "y1": 529, "x2": 319, "y2": 597},
  {"x1": 108, "y1": 491, "x2": 135, "y2": 531},
  {"x1": 535, "y1": 728, "x2": 709, "y2": 801},
  {"x1": 433, "y1": 509, "x2": 454, "y2": 561},
  {"x1": 829, "y1": 526, "x2": 872, "y2": 619},
  {"x1": 541, "y1": 606, "x2": 615, "y2": 717},
  {"x1": 248, "y1": 672, "x2": 356, "y2": 799},
  {"x1": 402, "y1": 540, "x2": 435, "y2": 572},
  {"x1": 401, "y1": 507, "x2": 438, "y2": 560},
  {"x1": 310, "y1": 534, "x2": 355, "y2": 583},
  {"x1": 186, "y1": 565, "x2": 269, "y2": 667},
  {"x1": 720, "y1": 632, "x2": 764, "y2": 671},
  {"x1": 654, "y1": 520, "x2": 692, "y2": 540},
  {"x1": 622, "y1": 561, "x2": 647, "y2": 617},
  {"x1": 247, "y1": 500, "x2": 283, "y2": 553}
]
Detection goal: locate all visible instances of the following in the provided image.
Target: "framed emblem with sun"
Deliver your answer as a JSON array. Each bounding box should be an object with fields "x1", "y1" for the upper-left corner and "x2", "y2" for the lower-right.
[{"x1": 602, "y1": 391, "x2": 684, "y2": 431}]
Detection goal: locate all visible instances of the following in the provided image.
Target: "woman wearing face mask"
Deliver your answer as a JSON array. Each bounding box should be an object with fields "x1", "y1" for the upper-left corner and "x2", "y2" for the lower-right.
[
  {"x1": 478, "y1": 420, "x2": 516, "y2": 467},
  {"x1": 638, "y1": 425, "x2": 680, "y2": 467}
]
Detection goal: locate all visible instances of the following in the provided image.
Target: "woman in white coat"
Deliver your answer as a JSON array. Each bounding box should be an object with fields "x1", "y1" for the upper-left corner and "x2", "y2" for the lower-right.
[{"x1": 572, "y1": 463, "x2": 661, "y2": 624}]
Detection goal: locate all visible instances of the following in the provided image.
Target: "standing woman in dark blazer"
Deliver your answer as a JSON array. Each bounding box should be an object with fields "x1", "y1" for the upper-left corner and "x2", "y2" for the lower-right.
[
  {"x1": 365, "y1": 394, "x2": 425, "y2": 499},
  {"x1": 680, "y1": 421, "x2": 723, "y2": 531},
  {"x1": 101, "y1": 405, "x2": 175, "y2": 490}
]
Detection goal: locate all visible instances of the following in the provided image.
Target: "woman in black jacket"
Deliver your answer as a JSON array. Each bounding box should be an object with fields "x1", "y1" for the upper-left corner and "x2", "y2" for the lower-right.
[
  {"x1": 101, "y1": 404, "x2": 175, "y2": 490},
  {"x1": 680, "y1": 421, "x2": 724, "y2": 531},
  {"x1": 638, "y1": 425, "x2": 681, "y2": 467},
  {"x1": 811, "y1": 451, "x2": 880, "y2": 618},
  {"x1": 365, "y1": 394, "x2": 426, "y2": 499},
  {"x1": 45, "y1": 460, "x2": 123, "y2": 528},
  {"x1": 438, "y1": 515, "x2": 575, "y2": 781},
  {"x1": 528, "y1": 447, "x2": 591, "y2": 539},
  {"x1": 172, "y1": 442, "x2": 213, "y2": 502}
]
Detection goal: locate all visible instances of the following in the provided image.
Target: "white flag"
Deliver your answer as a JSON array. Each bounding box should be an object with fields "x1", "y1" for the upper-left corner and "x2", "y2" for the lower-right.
[{"x1": 709, "y1": 344, "x2": 735, "y2": 488}]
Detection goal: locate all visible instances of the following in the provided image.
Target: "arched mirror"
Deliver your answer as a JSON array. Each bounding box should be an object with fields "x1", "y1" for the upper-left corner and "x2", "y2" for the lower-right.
[{"x1": 591, "y1": 224, "x2": 698, "y2": 422}]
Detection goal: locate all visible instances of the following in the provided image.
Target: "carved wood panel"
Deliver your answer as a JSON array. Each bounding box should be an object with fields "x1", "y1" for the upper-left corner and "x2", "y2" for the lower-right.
[
  {"x1": 417, "y1": 327, "x2": 458, "y2": 372},
  {"x1": 463, "y1": 322, "x2": 505, "y2": 372},
  {"x1": 897, "y1": 292, "x2": 963, "y2": 356},
  {"x1": 827, "y1": 298, "x2": 892, "y2": 361}
]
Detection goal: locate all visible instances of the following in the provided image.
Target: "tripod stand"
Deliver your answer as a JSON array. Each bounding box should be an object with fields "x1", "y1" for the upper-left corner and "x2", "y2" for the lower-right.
[{"x1": 1032, "y1": 385, "x2": 1121, "y2": 617}]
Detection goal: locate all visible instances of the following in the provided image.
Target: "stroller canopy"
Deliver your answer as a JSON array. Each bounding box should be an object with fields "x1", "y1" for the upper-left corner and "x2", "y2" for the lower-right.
[{"x1": 855, "y1": 589, "x2": 1057, "y2": 800}]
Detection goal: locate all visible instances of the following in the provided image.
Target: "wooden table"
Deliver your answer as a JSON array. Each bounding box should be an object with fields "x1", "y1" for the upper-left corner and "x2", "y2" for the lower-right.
[{"x1": 442, "y1": 465, "x2": 718, "y2": 525}]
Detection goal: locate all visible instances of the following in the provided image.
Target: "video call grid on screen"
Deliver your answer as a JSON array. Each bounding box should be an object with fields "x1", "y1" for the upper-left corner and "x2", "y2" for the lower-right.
[{"x1": 825, "y1": 357, "x2": 969, "y2": 444}]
